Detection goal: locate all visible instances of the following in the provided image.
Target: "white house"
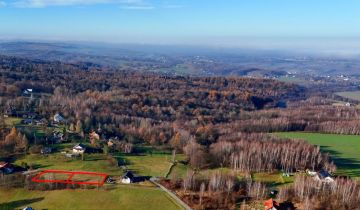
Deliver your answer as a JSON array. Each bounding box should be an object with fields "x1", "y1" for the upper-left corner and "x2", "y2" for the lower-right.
[
  {"x1": 53, "y1": 113, "x2": 65, "y2": 123},
  {"x1": 72, "y1": 143, "x2": 86, "y2": 154},
  {"x1": 306, "y1": 169, "x2": 317, "y2": 176}
]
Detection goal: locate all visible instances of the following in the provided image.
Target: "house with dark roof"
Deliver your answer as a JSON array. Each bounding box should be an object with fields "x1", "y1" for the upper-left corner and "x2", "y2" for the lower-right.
[
  {"x1": 314, "y1": 170, "x2": 334, "y2": 183},
  {"x1": 53, "y1": 113, "x2": 65, "y2": 123},
  {"x1": 41, "y1": 147, "x2": 52, "y2": 154},
  {"x1": 122, "y1": 171, "x2": 135, "y2": 184},
  {"x1": 73, "y1": 143, "x2": 87, "y2": 154},
  {"x1": 0, "y1": 162, "x2": 14, "y2": 174}
]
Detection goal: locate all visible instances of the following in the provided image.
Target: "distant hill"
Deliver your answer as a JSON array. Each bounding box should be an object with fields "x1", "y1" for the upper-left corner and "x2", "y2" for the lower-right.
[{"x1": 1, "y1": 41, "x2": 360, "y2": 77}]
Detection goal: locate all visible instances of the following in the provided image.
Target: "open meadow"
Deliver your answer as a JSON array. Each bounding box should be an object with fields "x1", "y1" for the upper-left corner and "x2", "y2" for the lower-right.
[
  {"x1": 276, "y1": 132, "x2": 360, "y2": 177},
  {"x1": 336, "y1": 91, "x2": 360, "y2": 101},
  {"x1": 2, "y1": 146, "x2": 188, "y2": 210},
  {"x1": 0, "y1": 185, "x2": 183, "y2": 210}
]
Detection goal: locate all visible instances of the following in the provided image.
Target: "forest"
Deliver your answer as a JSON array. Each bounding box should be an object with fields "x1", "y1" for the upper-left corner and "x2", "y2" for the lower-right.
[{"x1": 0, "y1": 55, "x2": 360, "y2": 209}]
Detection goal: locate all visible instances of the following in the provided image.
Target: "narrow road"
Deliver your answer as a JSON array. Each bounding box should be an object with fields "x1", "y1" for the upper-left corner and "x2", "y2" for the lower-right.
[{"x1": 150, "y1": 178, "x2": 192, "y2": 210}]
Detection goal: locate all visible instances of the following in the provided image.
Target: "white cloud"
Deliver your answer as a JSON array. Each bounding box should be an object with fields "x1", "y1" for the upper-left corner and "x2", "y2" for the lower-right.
[
  {"x1": 12, "y1": 0, "x2": 143, "y2": 8},
  {"x1": 120, "y1": 5, "x2": 154, "y2": 10},
  {"x1": 162, "y1": 4, "x2": 183, "y2": 9}
]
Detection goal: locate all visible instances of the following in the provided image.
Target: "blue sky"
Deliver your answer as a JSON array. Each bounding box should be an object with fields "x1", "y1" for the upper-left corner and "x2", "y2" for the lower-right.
[{"x1": 1, "y1": 0, "x2": 360, "y2": 49}]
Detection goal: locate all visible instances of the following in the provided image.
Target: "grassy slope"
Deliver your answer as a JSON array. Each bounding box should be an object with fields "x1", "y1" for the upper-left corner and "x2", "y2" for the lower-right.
[
  {"x1": 4, "y1": 117, "x2": 22, "y2": 127},
  {"x1": 336, "y1": 91, "x2": 360, "y2": 101},
  {"x1": 0, "y1": 185, "x2": 183, "y2": 210},
  {"x1": 276, "y1": 132, "x2": 360, "y2": 177},
  {"x1": 116, "y1": 153, "x2": 188, "y2": 178},
  {"x1": 15, "y1": 153, "x2": 124, "y2": 176},
  {"x1": 8, "y1": 150, "x2": 186, "y2": 210},
  {"x1": 15, "y1": 151, "x2": 188, "y2": 178}
]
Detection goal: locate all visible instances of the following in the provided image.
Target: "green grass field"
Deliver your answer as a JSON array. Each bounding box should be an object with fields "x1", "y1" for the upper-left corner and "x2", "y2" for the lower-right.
[
  {"x1": 276, "y1": 132, "x2": 360, "y2": 177},
  {"x1": 15, "y1": 149, "x2": 188, "y2": 178},
  {"x1": 336, "y1": 91, "x2": 360, "y2": 101},
  {"x1": 0, "y1": 185, "x2": 183, "y2": 210},
  {"x1": 4, "y1": 117, "x2": 22, "y2": 127},
  {"x1": 15, "y1": 153, "x2": 124, "y2": 176},
  {"x1": 115, "y1": 152, "x2": 188, "y2": 178},
  {"x1": 7, "y1": 148, "x2": 187, "y2": 210}
]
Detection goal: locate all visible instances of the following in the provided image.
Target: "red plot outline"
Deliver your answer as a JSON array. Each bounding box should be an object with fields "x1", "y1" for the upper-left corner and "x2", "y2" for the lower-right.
[{"x1": 31, "y1": 170, "x2": 108, "y2": 186}]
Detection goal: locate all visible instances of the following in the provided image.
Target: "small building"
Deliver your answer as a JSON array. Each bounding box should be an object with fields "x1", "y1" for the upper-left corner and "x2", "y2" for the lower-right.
[
  {"x1": 23, "y1": 89, "x2": 33, "y2": 94},
  {"x1": 53, "y1": 113, "x2": 65, "y2": 123},
  {"x1": 52, "y1": 131, "x2": 64, "y2": 143},
  {"x1": 4, "y1": 108, "x2": 16, "y2": 117},
  {"x1": 107, "y1": 137, "x2": 120, "y2": 147},
  {"x1": 41, "y1": 147, "x2": 52, "y2": 154},
  {"x1": 306, "y1": 169, "x2": 317, "y2": 176},
  {"x1": 121, "y1": 171, "x2": 135, "y2": 184},
  {"x1": 21, "y1": 119, "x2": 33, "y2": 125},
  {"x1": 35, "y1": 118, "x2": 47, "y2": 126},
  {"x1": 314, "y1": 170, "x2": 334, "y2": 183},
  {"x1": 73, "y1": 143, "x2": 87, "y2": 154},
  {"x1": 107, "y1": 140, "x2": 115, "y2": 147},
  {"x1": 23, "y1": 112, "x2": 37, "y2": 119},
  {"x1": 0, "y1": 162, "x2": 14, "y2": 174},
  {"x1": 264, "y1": 198, "x2": 279, "y2": 210}
]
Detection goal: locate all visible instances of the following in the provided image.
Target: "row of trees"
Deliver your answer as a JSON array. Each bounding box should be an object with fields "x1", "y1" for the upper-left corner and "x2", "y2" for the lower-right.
[
  {"x1": 0, "y1": 127, "x2": 28, "y2": 156},
  {"x1": 183, "y1": 133, "x2": 335, "y2": 173},
  {"x1": 166, "y1": 171, "x2": 266, "y2": 209},
  {"x1": 215, "y1": 105, "x2": 360, "y2": 135},
  {"x1": 279, "y1": 175, "x2": 360, "y2": 210}
]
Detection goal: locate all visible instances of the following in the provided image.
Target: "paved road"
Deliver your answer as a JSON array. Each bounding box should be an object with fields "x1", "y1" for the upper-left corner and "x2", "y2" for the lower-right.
[{"x1": 150, "y1": 178, "x2": 192, "y2": 210}]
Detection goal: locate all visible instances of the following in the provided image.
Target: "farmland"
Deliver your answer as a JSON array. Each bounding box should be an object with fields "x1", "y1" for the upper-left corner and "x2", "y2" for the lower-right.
[
  {"x1": 336, "y1": 91, "x2": 360, "y2": 101},
  {"x1": 1, "y1": 146, "x2": 188, "y2": 210},
  {"x1": 116, "y1": 153, "x2": 187, "y2": 178},
  {"x1": 276, "y1": 132, "x2": 360, "y2": 177},
  {"x1": 14, "y1": 145, "x2": 188, "y2": 178}
]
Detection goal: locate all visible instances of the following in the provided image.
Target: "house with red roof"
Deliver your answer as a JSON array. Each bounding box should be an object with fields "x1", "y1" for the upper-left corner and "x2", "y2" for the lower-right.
[{"x1": 264, "y1": 198, "x2": 279, "y2": 210}]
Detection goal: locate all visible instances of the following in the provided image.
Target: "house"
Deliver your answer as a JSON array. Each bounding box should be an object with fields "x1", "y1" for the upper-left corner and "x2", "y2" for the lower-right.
[
  {"x1": 23, "y1": 89, "x2": 33, "y2": 95},
  {"x1": 41, "y1": 147, "x2": 52, "y2": 154},
  {"x1": 52, "y1": 131, "x2": 64, "y2": 143},
  {"x1": 22, "y1": 112, "x2": 37, "y2": 119},
  {"x1": 21, "y1": 119, "x2": 33, "y2": 125},
  {"x1": 107, "y1": 140, "x2": 115, "y2": 147},
  {"x1": 107, "y1": 136, "x2": 120, "y2": 147},
  {"x1": 121, "y1": 171, "x2": 135, "y2": 184},
  {"x1": 264, "y1": 198, "x2": 279, "y2": 210},
  {"x1": 314, "y1": 170, "x2": 335, "y2": 183},
  {"x1": 35, "y1": 118, "x2": 47, "y2": 126},
  {"x1": 306, "y1": 169, "x2": 317, "y2": 176},
  {"x1": 0, "y1": 162, "x2": 14, "y2": 174},
  {"x1": 73, "y1": 143, "x2": 87, "y2": 154},
  {"x1": 4, "y1": 107, "x2": 16, "y2": 117},
  {"x1": 53, "y1": 113, "x2": 65, "y2": 123}
]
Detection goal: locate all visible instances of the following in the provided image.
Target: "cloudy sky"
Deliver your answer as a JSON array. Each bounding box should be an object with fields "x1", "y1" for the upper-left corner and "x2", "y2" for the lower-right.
[{"x1": 1, "y1": 0, "x2": 360, "y2": 50}]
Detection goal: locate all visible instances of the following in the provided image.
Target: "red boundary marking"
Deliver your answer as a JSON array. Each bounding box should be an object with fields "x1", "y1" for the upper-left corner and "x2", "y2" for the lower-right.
[{"x1": 31, "y1": 170, "x2": 108, "y2": 186}]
